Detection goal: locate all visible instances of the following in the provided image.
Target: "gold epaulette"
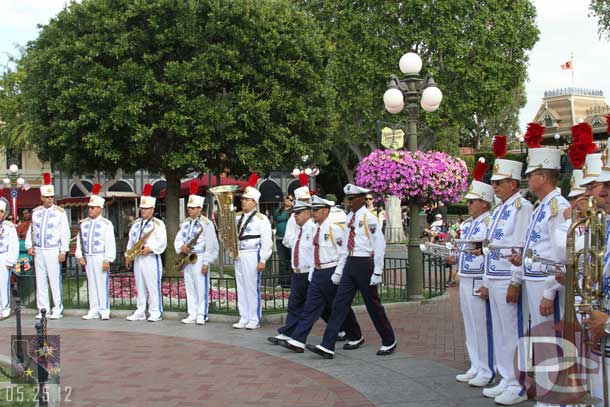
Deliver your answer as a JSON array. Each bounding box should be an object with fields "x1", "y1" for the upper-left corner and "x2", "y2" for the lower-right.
[
  {"x1": 54, "y1": 205, "x2": 65, "y2": 212},
  {"x1": 333, "y1": 222, "x2": 345, "y2": 231},
  {"x1": 515, "y1": 198, "x2": 522, "y2": 210},
  {"x1": 79, "y1": 218, "x2": 87, "y2": 223},
  {"x1": 153, "y1": 217, "x2": 164, "y2": 226},
  {"x1": 550, "y1": 198, "x2": 558, "y2": 217},
  {"x1": 236, "y1": 211, "x2": 243, "y2": 217},
  {"x1": 484, "y1": 216, "x2": 491, "y2": 226},
  {"x1": 256, "y1": 213, "x2": 265, "y2": 220},
  {"x1": 33, "y1": 206, "x2": 43, "y2": 212},
  {"x1": 201, "y1": 216, "x2": 210, "y2": 225}
]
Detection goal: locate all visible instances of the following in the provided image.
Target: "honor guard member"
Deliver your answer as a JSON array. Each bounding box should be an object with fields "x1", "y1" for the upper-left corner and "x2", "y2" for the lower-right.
[
  {"x1": 281, "y1": 195, "x2": 362, "y2": 353},
  {"x1": 75, "y1": 184, "x2": 116, "y2": 320},
  {"x1": 26, "y1": 173, "x2": 70, "y2": 319},
  {"x1": 268, "y1": 200, "x2": 316, "y2": 343},
  {"x1": 446, "y1": 179, "x2": 496, "y2": 388},
  {"x1": 174, "y1": 180, "x2": 219, "y2": 325},
  {"x1": 125, "y1": 184, "x2": 167, "y2": 322},
  {"x1": 233, "y1": 175, "x2": 273, "y2": 330},
  {"x1": 479, "y1": 159, "x2": 533, "y2": 405},
  {"x1": 0, "y1": 195, "x2": 19, "y2": 319},
  {"x1": 282, "y1": 183, "x2": 311, "y2": 249},
  {"x1": 308, "y1": 184, "x2": 396, "y2": 359}
]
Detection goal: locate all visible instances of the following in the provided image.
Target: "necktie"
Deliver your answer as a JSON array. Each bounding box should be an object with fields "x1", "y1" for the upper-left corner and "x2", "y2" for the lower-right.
[
  {"x1": 293, "y1": 227, "x2": 303, "y2": 268},
  {"x1": 313, "y1": 226, "x2": 321, "y2": 268},
  {"x1": 347, "y1": 215, "x2": 356, "y2": 252}
]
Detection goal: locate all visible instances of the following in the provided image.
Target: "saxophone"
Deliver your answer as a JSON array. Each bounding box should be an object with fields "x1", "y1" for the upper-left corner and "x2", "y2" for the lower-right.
[
  {"x1": 175, "y1": 225, "x2": 203, "y2": 271},
  {"x1": 125, "y1": 223, "x2": 155, "y2": 261}
]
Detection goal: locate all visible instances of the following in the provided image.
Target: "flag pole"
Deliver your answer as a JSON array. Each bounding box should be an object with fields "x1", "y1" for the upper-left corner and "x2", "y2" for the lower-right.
[{"x1": 570, "y1": 52, "x2": 574, "y2": 88}]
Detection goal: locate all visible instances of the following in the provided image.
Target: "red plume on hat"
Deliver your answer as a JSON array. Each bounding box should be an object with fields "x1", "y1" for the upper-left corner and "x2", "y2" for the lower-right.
[
  {"x1": 91, "y1": 183, "x2": 101, "y2": 196},
  {"x1": 571, "y1": 122, "x2": 594, "y2": 145},
  {"x1": 142, "y1": 183, "x2": 152, "y2": 197},
  {"x1": 189, "y1": 179, "x2": 199, "y2": 195},
  {"x1": 247, "y1": 173, "x2": 259, "y2": 187},
  {"x1": 43, "y1": 172, "x2": 52, "y2": 185},
  {"x1": 492, "y1": 135, "x2": 507, "y2": 158},
  {"x1": 567, "y1": 143, "x2": 589, "y2": 169},
  {"x1": 473, "y1": 157, "x2": 488, "y2": 181},
  {"x1": 299, "y1": 173, "x2": 308, "y2": 187},
  {"x1": 524, "y1": 122, "x2": 545, "y2": 148}
]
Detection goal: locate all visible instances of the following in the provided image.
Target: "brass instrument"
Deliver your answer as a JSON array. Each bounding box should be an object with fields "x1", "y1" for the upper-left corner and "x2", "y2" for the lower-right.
[
  {"x1": 481, "y1": 238, "x2": 523, "y2": 258},
  {"x1": 125, "y1": 223, "x2": 155, "y2": 261},
  {"x1": 446, "y1": 238, "x2": 484, "y2": 253},
  {"x1": 523, "y1": 249, "x2": 564, "y2": 270},
  {"x1": 419, "y1": 240, "x2": 454, "y2": 256},
  {"x1": 208, "y1": 185, "x2": 239, "y2": 260},
  {"x1": 175, "y1": 226, "x2": 203, "y2": 271},
  {"x1": 548, "y1": 195, "x2": 606, "y2": 405}
]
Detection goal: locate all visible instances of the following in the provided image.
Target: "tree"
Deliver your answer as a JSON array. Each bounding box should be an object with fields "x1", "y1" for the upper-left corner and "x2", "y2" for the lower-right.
[
  {"x1": 297, "y1": 0, "x2": 539, "y2": 182},
  {"x1": 590, "y1": 0, "x2": 610, "y2": 40},
  {"x1": 0, "y1": 63, "x2": 31, "y2": 151},
  {"x1": 19, "y1": 0, "x2": 334, "y2": 269}
]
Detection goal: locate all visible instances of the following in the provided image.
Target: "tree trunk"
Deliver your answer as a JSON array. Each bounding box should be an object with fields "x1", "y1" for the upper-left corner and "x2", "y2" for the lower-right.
[
  {"x1": 164, "y1": 169, "x2": 182, "y2": 275},
  {"x1": 332, "y1": 147, "x2": 354, "y2": 184},
  {"x1": 385, "y1": 195, "x2": 406, "y2": 243}
]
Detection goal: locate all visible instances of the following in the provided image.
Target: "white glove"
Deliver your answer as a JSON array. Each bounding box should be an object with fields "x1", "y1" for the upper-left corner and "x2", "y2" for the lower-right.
[
  {"x1": 370, "y1": 273, "x2": 382, "y2": 286},
  {"x1": 308, "y1": 269, "x2": 313, "y2": 282},
  {"x1": 331, "y1": 272, "x2": 342, "y2": 285}
]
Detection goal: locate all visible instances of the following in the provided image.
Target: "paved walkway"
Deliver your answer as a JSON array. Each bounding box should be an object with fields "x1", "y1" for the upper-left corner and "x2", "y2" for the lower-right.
[{"x1": 0, "y1": 288, "x2": 533, "y2": 406}]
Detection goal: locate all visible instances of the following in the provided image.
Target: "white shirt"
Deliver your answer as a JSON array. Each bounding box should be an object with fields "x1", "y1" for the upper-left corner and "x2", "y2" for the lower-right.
[
  {"x1": 173, "y1": 215, "x2": 219, "y2": 265},
  {"x1": 312, "y1": 216, "x2": 345, "y2": 267},
  {"x1": 0, "y1": 221, "x2": 19, "y2": 266},
  {"x1": 75, "y1": 216, "x2": 116, "y2": 262},
  {"x1": 289, "y1": 219, "x2": 316, "y2": 274},
  {"x1": 457, "y1": 211, "x2": 490, "y2": 277},
  {"x1": 338, "y1": 206, "x2": 385, "y2": 275},
  {"x1": 282, "y1": 214, "x2": 297, "y2": 248},
  {"x1": 236, "y1": 210, "x2": 273, "y2": 263},
  {"x1": 25, "y1": 204, "x2": 70, "y2": 252},
  {"x1": 126, "y1": 217, "x2": 167, "y2": 256}
]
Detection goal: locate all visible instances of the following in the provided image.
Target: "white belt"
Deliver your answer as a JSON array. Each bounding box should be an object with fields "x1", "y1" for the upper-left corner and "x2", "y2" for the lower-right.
[
  {"x1": 316, "y1": 262, "x2": 337, "y2": 269},
  {"x1": 348, "y1": 250, "x2": 373, "y2": 257}
]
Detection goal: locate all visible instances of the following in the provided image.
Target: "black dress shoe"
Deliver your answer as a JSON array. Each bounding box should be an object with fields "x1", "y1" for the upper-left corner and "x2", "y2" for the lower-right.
[
  {"x1": 267, "y1": 337, "x2": 280, "y2": 345},
  {"x1": 306, "y1": 344, "x2": 334, "y2": 359},
  {"x1": 376, "y1": 342, "x2": 397, "y2": 356},
  {"x1": 280, "y1": 340, "x2": 304, "y2": 353},
  {"x1": 336, "y1": 332, "x2": 347, "y2": 342},
  {"x1": 343, "y1": 338, "x2": 365, "y2": 350}
]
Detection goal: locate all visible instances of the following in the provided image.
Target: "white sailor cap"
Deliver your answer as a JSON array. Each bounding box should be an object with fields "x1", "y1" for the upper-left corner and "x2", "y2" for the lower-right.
[
  {"x1": 0, "y1": 200, "x2": 6, "y2": 212},
  {"x1": 343, "y1": 183, "x2": 370, "y2": 197},
  {"x1": 490, "y1": 159, "x2": 522, "y2": 181},
  {"x1": 242, "y1": 186, "x2": 261, "y2": 202},
  {"x1": 595, "y1": 138, "x2": 610, "y2": 183},
  {"x1": 293, "y1": 186, "x2": 311, "y2": 201},
  {"x1": 293, "y1": 200, "x2": 312, "y2": 213},
  {"x1": 525, "y1": 148, "x2": 561, "y2": 175},
  {"x1": 568, "y1": 169, "x2": 585, "y2": 198},
  {"x1": 464, "y1": 180, "x2": 495, "y2": 203},
  {"x1": 311, "y1": 195, "x2": 335, "y2": 208},
  {"x1": 187, "y1": 195, "x2": 205, "y2": 208},
  {"x1": 581, "y1": 153, "x2": 602, "y2": 185}
]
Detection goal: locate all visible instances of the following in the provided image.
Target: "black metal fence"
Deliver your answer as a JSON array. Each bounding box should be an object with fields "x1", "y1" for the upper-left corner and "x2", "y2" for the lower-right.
[{"x1": 14, "y1": 252, "x2": 448, "y2": 314}]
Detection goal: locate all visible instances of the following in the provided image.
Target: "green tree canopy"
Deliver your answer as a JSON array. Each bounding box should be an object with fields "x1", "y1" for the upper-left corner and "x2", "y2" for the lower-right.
[{"x1": 590, "y1": 0, "x2": 610, "y2": 40}]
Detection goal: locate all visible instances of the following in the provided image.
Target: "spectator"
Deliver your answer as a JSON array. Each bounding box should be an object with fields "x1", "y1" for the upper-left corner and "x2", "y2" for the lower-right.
[
  {"x1": 273, "y1": 194, "x2": 293, "y2": 287},
  {"x1": 365, "y1": 193, "x2": 386, "y2": 230}
]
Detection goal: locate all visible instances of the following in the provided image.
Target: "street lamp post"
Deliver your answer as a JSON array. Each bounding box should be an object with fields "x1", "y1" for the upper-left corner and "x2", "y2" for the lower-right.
[
  {"x1": 554, "y1": 133, "x2": 561, "y2": 149},
  {"x1": 383, "y1": 52, "x2": 442, "y2": 300},
  {"x1": 518, "y1": 135, "x2": 525, "y2": 162},
  {"x1": 2, "y1": 162, "x2": 25, "y2": 222}
]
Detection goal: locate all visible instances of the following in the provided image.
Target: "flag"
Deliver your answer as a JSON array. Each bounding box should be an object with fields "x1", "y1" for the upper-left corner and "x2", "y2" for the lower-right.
[{"x1": 561, "y1": 60, "x2": 572, "y2": 70}]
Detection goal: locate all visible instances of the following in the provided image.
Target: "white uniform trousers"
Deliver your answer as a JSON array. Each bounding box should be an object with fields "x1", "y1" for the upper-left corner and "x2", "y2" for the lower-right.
[
  {"x1": 133, "y1": 254, "x2": 163, "y2": 319},
  {"x1": 183, "y1": 257, "x2": 210, "y2": 320},
  {"x1": 34, "y1": 249, "x2": 63, "y2": 316},
  {"x1": 488, "y1": 278, "x2": 524, "y2": 394},
  {"x1": 0, "y1": 253, "x2": 10, "y2": 314},
  {"x1": 84, "y1": 255, "x2": 110, "y2": 318},
  {"x1": 459, "y1": 276, "x2": 494, "y2": 381},
  {"x1": 235, "y1": 251, "x2": 261, "y2": 326},
  {"x1": 589, "y1": 353, "x2": 610, "y2": 407}
]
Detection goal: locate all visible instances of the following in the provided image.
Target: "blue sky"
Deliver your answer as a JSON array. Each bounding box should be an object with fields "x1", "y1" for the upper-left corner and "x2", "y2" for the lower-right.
[{"x1": 1, "y1": 0, "x2": 609, "y2": 135}]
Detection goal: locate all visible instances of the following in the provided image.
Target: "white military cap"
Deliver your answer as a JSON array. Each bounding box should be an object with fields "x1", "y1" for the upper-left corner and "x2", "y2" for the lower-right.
[
  {"x1": 490, "y1": 159, "x2": 522, "y2": 181},
  {"x1": 40, "y1": 172, "x2": 55, "y2": 197},
  {"x1": 525, "y1": 148, "x2": 561, "y2": 175},
  {"x1": 0, "y1": 200, "x2": 6, "y2": 212},
  {"x1": 242, "y1": 186, "x2": 261, "y2": 202},
  {"x1": 293, "y1": 186, "x2": 311, "y2": 201},
  {"x1": 596, "y1": 138, "x2": 610, "y2": 183},
  {"x1": 293, "y1": 200, "x2": 312, "y2": 213},
  {"x1": 343, "y1": 183, "x2": 370, "y2": 197},
  {"x1": 464, "y1": 180, "x2": 495, "y2": 203},
  {"x1": 311, "y1": 195, "x2": 335, "y2": 208},
  {"x1": 581, "y1": 153, "x2": 602, "y2": 185},
  {"x1": 140, "y1": 183, "x2": 156, "y2": 209},
  {"x1": 187, "y1": 179, "x2": 204, "y2": 208},
  {"x1": 88, "y1": 183, "x2": 105, "y2": 208},
  {"x1": 568, "y1": 170, "x2": 585, "y2": 198}
]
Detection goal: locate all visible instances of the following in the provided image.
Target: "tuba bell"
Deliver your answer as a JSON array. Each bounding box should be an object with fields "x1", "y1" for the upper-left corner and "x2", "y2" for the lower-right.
[{"x1": 208, "y1": 185, "x2": 239, "y2": 260}]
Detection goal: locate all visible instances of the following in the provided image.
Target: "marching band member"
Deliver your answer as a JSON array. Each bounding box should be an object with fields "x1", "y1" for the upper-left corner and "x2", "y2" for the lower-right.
[
  {"x1": 0, "y1": 194, "x2": 19, "y2": 319},
  {"x1": 125, "y1": 184, "x2": 167, "y2": 322},
  {"x1": 281, "y1": 195, "x2": 362, "y2": 354},
  {"x1": 308, "y1": 184, "x2": 395, "y2": 359},
  {"x1": 75, "y1": 184, "x2": 116, "y2": 320},
  {"x1": 479, "y1": 149, "x2": 533, "y2": 405},
  {"x1": 233, "y1": 174, "x2": 273, "y2": 330},
  {"x1": 26, "y1": 173, "x2": 70, "y2": 319},
  {"x1": 446, "y1": 170, "x2": 496, "y2": 388},
  {"x1": 175, "y1": 180, "x2": 219, "y2": 325},
  {"x1": 281, "y1": 178, "x2": 311, "y2": 249}
]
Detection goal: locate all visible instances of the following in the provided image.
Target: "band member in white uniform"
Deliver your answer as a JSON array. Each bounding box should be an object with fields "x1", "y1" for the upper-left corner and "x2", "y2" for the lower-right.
[
  {"x1": 125, "y1": 184, "x2": 167, "y2": 322},
  {"x1": 175, "y1": 180, "x2": 219, "y2": 325},
  {"x1": 26, "y1": 173, "x2": 70, "y2": 319},
  {"x1": 233, "y1": 180, "x2": 273, "y2": 330},
  {"x1": 479, "y1": 159, "x2": 532, "y2": 405},
  {"x1": 0, "y1": 197, "x2": 19, "y2": 319},
  {"x1": 75, "y1": 184, "x2": 116, "y2": 320}
]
